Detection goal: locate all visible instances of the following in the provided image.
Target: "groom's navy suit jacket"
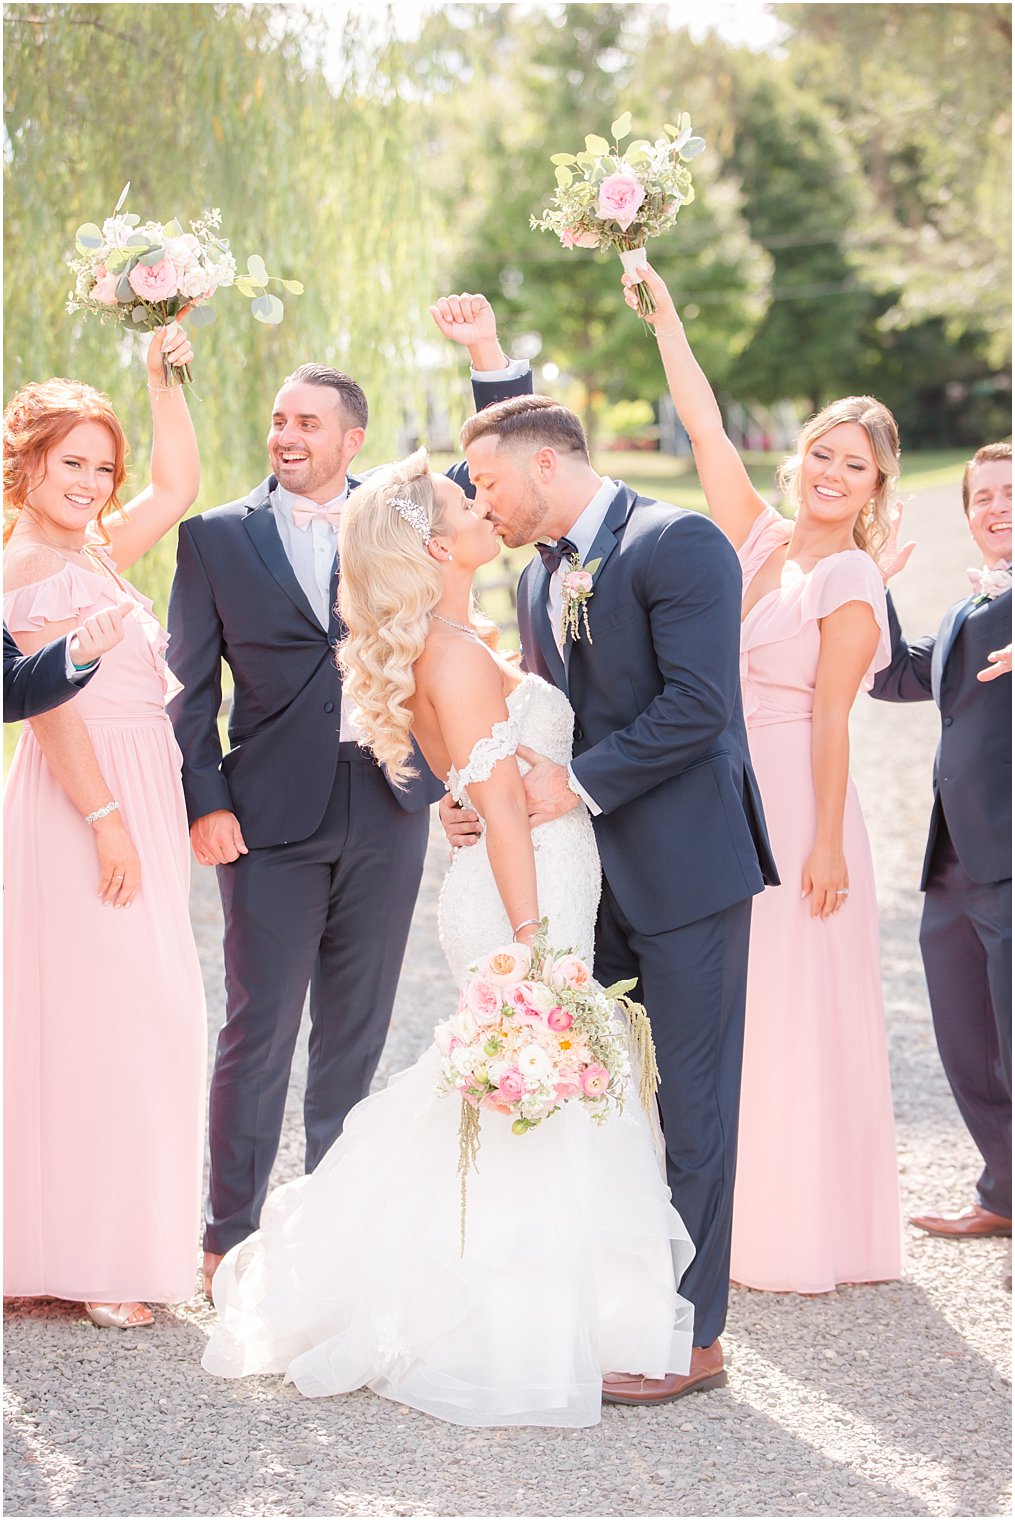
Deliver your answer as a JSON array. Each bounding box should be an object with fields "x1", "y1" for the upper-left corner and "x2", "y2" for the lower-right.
[
  {"x1": 3, "y1": 622, "x2": 96, "y2": 724},
  {"x1": 518, "y1": 484, "x2": 778, "y2": 934}
]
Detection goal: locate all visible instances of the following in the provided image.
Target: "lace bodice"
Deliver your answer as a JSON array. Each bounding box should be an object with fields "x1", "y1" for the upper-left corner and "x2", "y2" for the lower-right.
[{"x1": 439, "y1": 674, "x2": 601, "y2": 984}]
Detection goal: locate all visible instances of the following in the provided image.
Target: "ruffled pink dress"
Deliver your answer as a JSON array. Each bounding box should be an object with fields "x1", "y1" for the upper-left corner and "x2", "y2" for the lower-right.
[
  {"x1": 730, "y1": 508, "x2": 904, "y2": 1293},
  {"x1": 3, "y1": 547, "x2": 206, "y2": 1303}
]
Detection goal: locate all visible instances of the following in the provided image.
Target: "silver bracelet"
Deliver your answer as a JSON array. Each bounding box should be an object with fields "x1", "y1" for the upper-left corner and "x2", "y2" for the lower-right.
[
  {"x1": 84, "y1": 800, "x2": 119, "y2": 826},
  {"x1": 512, "y1": 917, "x2": 540, "y2": 938}
]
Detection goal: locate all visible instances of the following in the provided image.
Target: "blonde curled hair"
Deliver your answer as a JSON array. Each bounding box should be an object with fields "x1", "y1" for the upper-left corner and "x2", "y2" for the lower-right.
[
  {"x1": 338, "y1": 448, "x2": 498, "y2": 788},
  {"x1": 776, "y1": 396, "x2": 901, "y2": 563}
]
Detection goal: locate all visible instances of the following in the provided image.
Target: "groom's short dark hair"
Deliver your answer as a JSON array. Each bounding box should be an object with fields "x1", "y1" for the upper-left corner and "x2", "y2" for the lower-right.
[
  {"x1": 460, "y1": 394, "x2": 589, "y2": 460},
  {"x1": 283, "y1": 364, "x2": 368, "y2": 430}
]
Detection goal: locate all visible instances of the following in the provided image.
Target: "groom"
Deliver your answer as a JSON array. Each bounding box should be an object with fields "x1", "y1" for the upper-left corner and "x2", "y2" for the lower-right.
[
  {"x1": 444, "y1": 394, "x2": 777, "y2": 1402},
  {"x1": 168, "y1": 295, "x2": 532, "y2": 1294}
]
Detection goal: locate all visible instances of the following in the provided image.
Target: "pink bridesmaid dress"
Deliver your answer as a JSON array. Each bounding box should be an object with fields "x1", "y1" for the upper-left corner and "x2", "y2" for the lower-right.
[
  {"x1": 3, "y1": 546, "x2": 206, "y2": 1304},
  {"x1": 730, "y1": 507, "x2": 904, "y2": 1293}
]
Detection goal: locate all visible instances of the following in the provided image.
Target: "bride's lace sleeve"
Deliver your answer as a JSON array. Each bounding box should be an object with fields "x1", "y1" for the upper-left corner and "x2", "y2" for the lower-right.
[{"x1": 447, "y1": 683, "x2": 533, "y2": 806}]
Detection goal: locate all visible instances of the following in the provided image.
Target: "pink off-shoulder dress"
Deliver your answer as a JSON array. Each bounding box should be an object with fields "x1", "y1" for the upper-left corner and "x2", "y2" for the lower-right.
[
  {"x1": 3, "y1": 547, "x2": 206, "y2": 1304},
  {"x1": 730, "y1": 508, "x2": 904, "y2": 1293}
]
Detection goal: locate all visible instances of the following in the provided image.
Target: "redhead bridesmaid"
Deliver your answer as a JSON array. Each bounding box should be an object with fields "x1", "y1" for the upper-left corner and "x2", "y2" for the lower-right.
[
  {"x1": 3, "y1": 325, "x2": 207, "y2": 1328},
  {"x1": 622, "y1": 263, "x2": 904, "y2": 1293}
]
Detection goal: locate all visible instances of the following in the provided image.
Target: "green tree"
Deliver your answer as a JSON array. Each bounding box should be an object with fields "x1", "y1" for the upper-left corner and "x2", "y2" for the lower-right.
[
  {"x1": 408, "y1": 4, "x2": 769, "y2": 444},
  {"x1": 3, "y1": 3, "x2": 439, "y2": 610}
]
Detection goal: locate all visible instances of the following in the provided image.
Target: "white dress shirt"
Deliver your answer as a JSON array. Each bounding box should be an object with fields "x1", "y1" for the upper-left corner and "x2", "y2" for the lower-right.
[
  {"x1": 273, "y1": 482, "x2": 362, "y2": 743},
  {"x1": 541, "y1": 476, "x2": 620, "y2": 817}
]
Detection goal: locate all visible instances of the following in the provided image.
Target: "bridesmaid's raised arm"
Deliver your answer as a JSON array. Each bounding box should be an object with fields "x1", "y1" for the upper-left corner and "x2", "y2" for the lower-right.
[
  {"x1": 104, "y1": 324, "x2": 200, "y2": 570},
  {"x1": 622, "y1": 262, "x2": 768, "y2": 551}
]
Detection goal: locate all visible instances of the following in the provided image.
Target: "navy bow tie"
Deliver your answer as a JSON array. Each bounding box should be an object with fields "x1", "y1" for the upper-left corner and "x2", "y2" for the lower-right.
[{"x1": 535, "y1": 536, "x2": 578, "y2": 575}]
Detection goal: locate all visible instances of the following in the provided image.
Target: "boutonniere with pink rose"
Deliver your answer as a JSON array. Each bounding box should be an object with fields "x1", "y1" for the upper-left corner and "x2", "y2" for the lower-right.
[
  {"x1": 560, "y1": 552, "x2": 602, "y2": 646},
  {"x1": 967, "y1": 564, "x2": 1012, "y2": 604},
  {"x1": 66, "y1": 183, "x2": 303, "y2": 385},
  {"x1": 530, "y1": 111, "x2": 705, "y2": 320}
]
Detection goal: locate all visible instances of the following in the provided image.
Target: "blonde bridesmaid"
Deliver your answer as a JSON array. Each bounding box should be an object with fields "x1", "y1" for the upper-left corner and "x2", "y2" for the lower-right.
[
  {"x1": 623, "y1": 262, "x2": 904, "y2": 1293},
  {"x1": 3, "y1": 325, "x2": 207, "y2": 1327}
]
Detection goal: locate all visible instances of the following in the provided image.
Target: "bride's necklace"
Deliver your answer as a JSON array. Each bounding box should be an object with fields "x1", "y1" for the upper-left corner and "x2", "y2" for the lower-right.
[{"x1": 431, "y1": 612, "x2": 480, "y2": 638}]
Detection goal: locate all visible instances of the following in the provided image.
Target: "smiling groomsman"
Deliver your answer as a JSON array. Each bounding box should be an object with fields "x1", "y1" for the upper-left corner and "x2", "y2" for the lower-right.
[{"x1": 871, "y1": 443, "x2": 1012, "y2": 1245}]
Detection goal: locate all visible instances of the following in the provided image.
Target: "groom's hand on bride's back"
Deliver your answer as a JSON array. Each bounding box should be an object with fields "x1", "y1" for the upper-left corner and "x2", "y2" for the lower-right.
[{"x1": 439, "y1": 791, "x2": 482, "y2": 853}]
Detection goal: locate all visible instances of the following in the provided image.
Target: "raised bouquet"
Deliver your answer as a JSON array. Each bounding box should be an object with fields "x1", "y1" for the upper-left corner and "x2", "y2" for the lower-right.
[
  {"x1": 530, "y1": 111, "x2": 705, "y2": 318},
  {"x1": 67, "y1": 183, "x2": 303, "y2": 384},
  {"x1": 435, "y1": 922, "x2": 659, "y2": 1250}
]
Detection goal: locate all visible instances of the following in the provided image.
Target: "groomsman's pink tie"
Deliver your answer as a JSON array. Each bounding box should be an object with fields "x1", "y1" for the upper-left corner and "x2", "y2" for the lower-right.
[{"x1": 292, "y1": 503, "x2": 343, "y2": 530}]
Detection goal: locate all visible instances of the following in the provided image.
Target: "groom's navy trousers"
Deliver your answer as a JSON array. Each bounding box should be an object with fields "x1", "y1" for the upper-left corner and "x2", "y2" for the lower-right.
[{"x1": 518, "y1": 485, "x2": 777, "y2": 1347}]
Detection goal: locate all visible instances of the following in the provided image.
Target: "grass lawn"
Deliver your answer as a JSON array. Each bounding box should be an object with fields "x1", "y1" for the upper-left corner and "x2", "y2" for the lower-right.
[{"x1": 3, "y1": 447, "x2": 968, "y2": 774}]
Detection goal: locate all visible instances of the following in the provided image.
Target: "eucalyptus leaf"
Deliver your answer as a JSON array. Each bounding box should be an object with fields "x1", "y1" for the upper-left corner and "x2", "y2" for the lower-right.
[
  {"x1": 681, "y1": 137, "x2": 706, "y2": 159},
  {"x1": 576, "y1": 151, "x2": 597, "y2": 170},
  {"x1": 187, "y1": 303, "x2": 216, "y2": 327},
  {"x1": 75, "y1": 223, "x2": 103, "y2": 250},
  {"x1": 114, "y1": 182, "x2": 131, "y2": 213},
  {"x1": 131, "y1": 305, "x2": 148, "y2": 323},
  {"x1": 584, "y1": 133, "x2": 610, "y2": 156},
  {"x1": 162, "y1": 217, "x2": 183, "y2": 238},
  {"x1": 610, "y1": 111, "x2": 632, "y2": 140},
  {"x1": 137, "y1": 245, "x2": 167, "y2": 266},
  {"x1": 124, "y1": 214, "x2": 140, "y2": 228},
  {"x1": 550, "y1": 152, "x2": 577, "y2": 166},
  {"x1": 234, "y1": 276, "x2": 263, "y2": 297},
  {"x1": 555, "y1": 165, "x2": 573, "y2": 189},
  {"x1": 246, "y1": 253, "x2": 269, "y2": 283},
  {"x1": 126, "y1": 233, "x2": 150, "y2": 248},
  {"x1": 664, "y1": 123, "x2": 677, "y2": 137},
  {"x1": 251, "y1": 291, "x2": 284, "y2": 324},
  {"x1": 115, "y1": 272, "x2": 134, "y2": 302},
  {"x1": 280, "y1": 279, "x2": 304, "y2": 294},
  {"x1": 105, "y1": 249, "x2": 127, "y2": 273}
]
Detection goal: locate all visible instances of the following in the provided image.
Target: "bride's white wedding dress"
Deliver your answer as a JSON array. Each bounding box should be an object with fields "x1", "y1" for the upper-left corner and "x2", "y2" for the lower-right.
[{"x1": 202, "y1": 674, "x2": 694, "y2": 1428}]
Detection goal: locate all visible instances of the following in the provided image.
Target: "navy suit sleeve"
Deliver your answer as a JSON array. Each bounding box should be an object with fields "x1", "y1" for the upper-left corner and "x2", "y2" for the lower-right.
[
  {"x1": 446, "y1": 368, "x2": 535, "y2": 497},
  {"x1": 570, "y1": 517, "x2": 744, "y2": 813},
  {"x1": 166, "y1": 521, "x2": 235, "y2": 823},
  {"x1": 868, "y1": 591, "x2": 934, "y2": 703},
  {"x1": 3, "y1": 624, "x2": 93, "y2": 723}
]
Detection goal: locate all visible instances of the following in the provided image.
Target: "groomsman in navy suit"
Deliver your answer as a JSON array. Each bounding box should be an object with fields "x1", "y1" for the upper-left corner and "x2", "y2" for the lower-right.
[
  {"x1": 167, "y1": 295, "x2": 533, "y2": 1296},
  {"x1": 444, "y1": 394, "x2": 777, "y2": 1401},
  {"x1": 4, "y1": 604, "x2": 129, "y2": 723},
  {"x1": 871, "y1": 442, "x2": 1011, "y2": 1242}
]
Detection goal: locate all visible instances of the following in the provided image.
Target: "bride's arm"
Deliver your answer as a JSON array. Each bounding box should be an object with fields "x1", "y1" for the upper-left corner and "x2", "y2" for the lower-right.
[{"x1": 423, "y1": 643, "x2": 540, "y2": 946}]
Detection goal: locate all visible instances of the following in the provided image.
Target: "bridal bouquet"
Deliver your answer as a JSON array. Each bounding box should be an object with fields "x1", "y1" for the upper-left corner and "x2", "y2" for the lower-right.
[
  {"x1": 66, "y1": 184, "x2": 303, "y2": 384},
  {"x1": 530, "y1": 111, "x2": 705, "y2": 317},
  {"x1": 435, "y1": 922, "x2": 659, "y2": 1250}
]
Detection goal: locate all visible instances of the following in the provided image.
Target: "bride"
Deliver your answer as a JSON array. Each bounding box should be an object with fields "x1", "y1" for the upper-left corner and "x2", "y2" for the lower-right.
[{"x1": 201, "y1": 450, "x2": 695, "y2": 1428}]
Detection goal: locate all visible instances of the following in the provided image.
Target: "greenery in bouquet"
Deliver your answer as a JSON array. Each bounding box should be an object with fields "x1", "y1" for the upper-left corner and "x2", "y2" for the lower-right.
[
  {"x1": 66, "y1": 183, "x2": 303, "y2": 384},
  {"x1": 530, "y1": 111, "x2": 705, "y2": 318}
]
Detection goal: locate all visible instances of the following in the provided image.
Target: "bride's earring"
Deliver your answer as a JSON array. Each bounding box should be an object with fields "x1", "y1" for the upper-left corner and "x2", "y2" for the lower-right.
[{"x1": 864, "y1": 499, "x2": 877, "y2": 525}]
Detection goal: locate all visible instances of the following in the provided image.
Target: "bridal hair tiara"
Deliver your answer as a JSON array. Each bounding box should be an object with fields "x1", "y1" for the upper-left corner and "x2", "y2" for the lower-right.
[{"x1": 389, "y1": 495, "x2": 432, "y2": 545}]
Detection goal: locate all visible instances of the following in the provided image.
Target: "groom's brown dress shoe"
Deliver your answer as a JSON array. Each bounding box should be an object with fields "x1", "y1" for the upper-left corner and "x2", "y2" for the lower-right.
[
  {"x1": 602, "y1": 1340, "x2": 727, "y2": 1405},
  {"x1": 909, "y1": 1205, "x2": 1012, "y2": 1238},
  {"x1": 203, "y1": 1251, "x2": 224, "y2": 1300}
]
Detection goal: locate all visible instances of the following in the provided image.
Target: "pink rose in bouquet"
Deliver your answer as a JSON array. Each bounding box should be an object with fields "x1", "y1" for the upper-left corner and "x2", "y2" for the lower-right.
[
  {"x1": 91, "y1": 268, "x2": 120, "y2": 305},
  {"x1": 547, "y1": 1006, "x2": 574, "y2": 1033},
  {"x1": 478, "y1": 942, "x2": 533, "y2": 985},
  {"x1": 548, "y1": 953, "x2": 593, "y2": 991},
  {"x1": 581, "y1": 1064, "x2": 611, "y2": 1098},
  {"x1": 560, "y1": 226, "x2": 601, "y2": 250},
  {"x1": 596, "y1": 172, "x2": 646, "y2": 232},
  {"x1": 127, "y1": 257, "x2": 179, "y2": 304},
  {"x1": 495, "y1": 1068, "x2": 525, "y2": 1103},
  {"x1": 466, "y1": 977, "x2": 504, "y2": 1025}
]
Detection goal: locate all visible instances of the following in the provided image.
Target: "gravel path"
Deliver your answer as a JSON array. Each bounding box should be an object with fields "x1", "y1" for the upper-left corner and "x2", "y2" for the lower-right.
[{"x1": 4, "y1": 482, "x2": 1011, "y2": 1519}]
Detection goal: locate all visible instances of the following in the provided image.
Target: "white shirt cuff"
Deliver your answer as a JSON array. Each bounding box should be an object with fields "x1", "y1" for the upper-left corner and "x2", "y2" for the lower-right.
[
  {"x1": 65, "y1": 635, "x2": 97, "y2": 681},
  {"x1": 567, "y1": 765, "x2": 601, "y2": 816},
  {"x1": 470, "y1": 358, "x2": 531, "y2": 383}
]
